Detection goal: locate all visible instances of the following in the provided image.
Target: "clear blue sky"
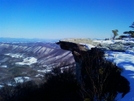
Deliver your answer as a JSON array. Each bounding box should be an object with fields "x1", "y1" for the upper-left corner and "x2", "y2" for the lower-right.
[{"x1": 0, "y1": 0, "x2": 134, "y2": 39}]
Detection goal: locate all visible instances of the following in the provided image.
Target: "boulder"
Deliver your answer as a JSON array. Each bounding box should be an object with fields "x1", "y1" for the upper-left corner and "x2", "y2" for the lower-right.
[
  {"x1": 108, "y1": 43, "x2": 126, "y2": 51},
  {"x1": 98, "y1": 42, "x2": 127, "y2": 52}
]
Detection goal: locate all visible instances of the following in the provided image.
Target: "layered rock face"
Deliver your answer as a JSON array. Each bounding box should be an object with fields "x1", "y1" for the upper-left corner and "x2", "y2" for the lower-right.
[{"x1": 57, "y1": 41, "x2": 102, "y2": 80}]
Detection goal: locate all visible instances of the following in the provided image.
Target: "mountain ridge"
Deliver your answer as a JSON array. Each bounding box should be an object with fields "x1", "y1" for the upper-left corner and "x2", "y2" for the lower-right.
[{"x1": 0, "y1": 37, "x2": 60, "y2": 43}]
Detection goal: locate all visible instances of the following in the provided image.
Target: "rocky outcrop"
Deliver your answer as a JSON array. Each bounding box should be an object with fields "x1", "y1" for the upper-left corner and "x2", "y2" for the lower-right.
[
  {"x1": 56, "y1": 41, "x2": 104, "y2": 83},
  {"x1": 57, "y1": 40, "x2": 130, "y2": 99},
  {"x1": 97, "y1": 41, "x2": 134, "y2": 52}
]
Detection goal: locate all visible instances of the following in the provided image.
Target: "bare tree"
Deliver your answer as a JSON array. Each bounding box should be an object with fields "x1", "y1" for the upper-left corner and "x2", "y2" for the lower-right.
[{"x1": 112, "y1": 29, "x2": 118, "y2": 40}]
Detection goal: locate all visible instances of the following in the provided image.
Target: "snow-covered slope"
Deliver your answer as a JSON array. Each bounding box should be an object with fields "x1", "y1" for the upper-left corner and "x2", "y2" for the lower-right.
[
  {"x1": 105, "y1": 51, "x2": 134, "y2": 101},
  {"x1": 93, "y1": 39, "x2": 134, "y2": 101},
  {"x1": 0, "y1": 42, "x2": 74, "y2": 86},
  {"x1": 57, "y1": 39, "x2": 134, "y2": 100}
]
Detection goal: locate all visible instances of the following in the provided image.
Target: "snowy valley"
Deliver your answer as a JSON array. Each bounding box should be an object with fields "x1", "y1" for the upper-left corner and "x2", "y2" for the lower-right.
[
  {"x1": 0, "y1": 38, "x2": 134, "y2": 101},
  {"x1": 0, "y1": 42, "x2": 74, "y2": 86}
]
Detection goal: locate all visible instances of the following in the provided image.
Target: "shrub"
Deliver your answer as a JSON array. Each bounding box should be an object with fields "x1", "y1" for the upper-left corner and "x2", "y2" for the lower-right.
[
  {"x1": 0, "y1": 66, "x2": 82, "y2": 101},
  {"x1": 79, "y1": 48, "x2": 130, "y2": 101}
]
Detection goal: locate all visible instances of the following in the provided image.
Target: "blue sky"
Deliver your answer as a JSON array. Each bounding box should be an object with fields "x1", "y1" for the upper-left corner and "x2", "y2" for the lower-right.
[{"x1": 0, "y1": 0, "x2": 134, "y2": 39}]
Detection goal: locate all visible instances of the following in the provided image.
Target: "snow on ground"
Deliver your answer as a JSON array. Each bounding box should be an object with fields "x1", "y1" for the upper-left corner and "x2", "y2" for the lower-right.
[
  {"x1": 93, "y1": 40, "x2": 115, "y2": 44},
  {"x1": 105, "y1": 50, "x2": 134, "y2": 101},
  {"x1": 59, "y1": 39, "x2": 134, "y2": 100},
  {"x1": 80, "y1": 43, "x2": 95, "y2": 49},
  {"x1": 1, "y1": 39, "x2": 134, "y2": 101},
  {"x1": 0, "y1": 85, "x2": 4, "y2": 88},
  {"x1": 4, "y1": 53, "x2": 37, "y2": 66},
  {"x1": 37, "y1": 69, "x2": 52, "y2": 73},
  {"x1": 0, "y1": 65, "x2": 8, "y2": 68},
  {"x1": 93, "y1": 39, "x2": 134, "y2": 44},
  {"x1": 15, "y1": 57, "x2": 37, "y2": 65},
  {"x1": 5, "y1": 53, "x2": 24, "y2": 58},
  {"x1": 93, "y1": 39, "x2": 134, "y2": 100},
  {"x1": 14, "y1": 76, "x2": 30, "y2": 83},
  {"x1": 35, "y1": 74, "x2": 44, "y2": 78},
  {"x1": 28, "y1": 40, "x2": 134, "y2": 100},
  {"x1": 42, "y1": 39, "x2": 134, "y2": 101},
  {"x1": 78, "y1": 40, "x2": 134, "y2": 101}
]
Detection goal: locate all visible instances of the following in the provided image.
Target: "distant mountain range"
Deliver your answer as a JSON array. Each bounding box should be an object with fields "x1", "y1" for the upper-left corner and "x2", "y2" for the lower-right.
[
  {"x1": 0, "y1": 42, "x2": 74, "y2": 85},
  {"x1": 0, "y1": 37, "x2": 60, "y2": 43}
]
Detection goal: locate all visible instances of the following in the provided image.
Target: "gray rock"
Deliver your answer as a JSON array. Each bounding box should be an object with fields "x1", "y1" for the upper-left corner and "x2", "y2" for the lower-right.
[
  {"x1": 97, "y1": 42, "x2": 127, "y2": 51},
  {"x1": 108, "y1": 43, "x2": 126, "y2": 51}
]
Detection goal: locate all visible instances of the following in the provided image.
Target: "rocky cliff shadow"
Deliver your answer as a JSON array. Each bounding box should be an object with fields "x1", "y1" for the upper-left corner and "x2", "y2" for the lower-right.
[{"x1": 57, "y1": 41, "x2": 130, "y2": 101}]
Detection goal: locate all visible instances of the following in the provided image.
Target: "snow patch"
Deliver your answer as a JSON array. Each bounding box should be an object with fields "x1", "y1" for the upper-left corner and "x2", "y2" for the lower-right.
[
  {"x1": 80, "y1": 43, "x2": 95, "y2": 49},
  {"x1": 93, "y1": 40, "x2": 114, "y2": 44},
  {"x1": 15, "y1": 57, "x2": 37, "y2": 65},
  {"x1": 94, "y1": 39, "x2": 134, "y2": 44},
  {"x1": 0, "y1": 85, "x2": 4, "y2": 88},
  {"x1": 105, "y1": 51, "x2": 134, "y2": 101},
  {"x1": 123, "y1": 65, "x2": 134, "y2": 72},
  {"x1": 37, "y1": 69, "x2": 52, "y2": 73},
  {"x1": 35, "y1": 74, "x2": 44, "y2": 77},
  {"x1": 14, "y1": 77, "x2": 30, "y2": 83},
  {"x1": 0, "y1": 65, "x2": 8, "y2": 68},
  {"x1": 5, "y1": 53, "x2": 23, "y2": 58}
]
